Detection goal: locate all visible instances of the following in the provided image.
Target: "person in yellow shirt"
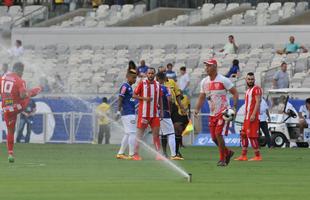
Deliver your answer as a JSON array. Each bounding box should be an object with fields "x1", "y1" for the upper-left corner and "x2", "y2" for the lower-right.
[
  {"x1": 96, "y1": 97, "x2": 111, "y2": 144},
  {"x1": 174, "y1": 90, "x2": 191, "y2": 149}
]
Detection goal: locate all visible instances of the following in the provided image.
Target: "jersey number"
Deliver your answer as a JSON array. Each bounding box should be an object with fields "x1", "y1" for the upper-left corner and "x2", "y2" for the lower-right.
[{"x1": 1, "y1": 80, "x2": 14, "y2": 93}]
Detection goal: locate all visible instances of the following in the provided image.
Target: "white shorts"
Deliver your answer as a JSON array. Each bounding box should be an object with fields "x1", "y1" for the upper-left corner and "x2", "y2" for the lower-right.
[
  {"x1": 160, "y1": 118, "x2": 175, "y2": 135},
  {"x1": 121, "y1": 115, "x2": 136, "y2": 134}
]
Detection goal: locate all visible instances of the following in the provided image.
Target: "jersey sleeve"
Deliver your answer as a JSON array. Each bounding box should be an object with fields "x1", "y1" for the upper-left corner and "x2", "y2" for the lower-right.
[
  {"x1": 119, "y1": 84, "x2": 127, "y2": 97},
  {"x1": 253, "y1": 86, "x2": 262, "y2": 96},
  {"x1": 199, "y1": 79, "x2": 206, "y2": 94},
  {"x1": 222, "y1": 76, "x2": 234, "y2": 90},
  {"x1": 172, "y1": 80, "x2": 181, "y2": 97},
  {"x1": 17, "y1": 79, "x2": 27, "y2": 95},
  {"x1": 134, "y1": 81, "x2": 143, "y2": 96}
]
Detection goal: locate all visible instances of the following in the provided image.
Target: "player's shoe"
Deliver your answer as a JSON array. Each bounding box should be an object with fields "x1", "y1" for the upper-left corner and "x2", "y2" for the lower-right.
[
  {"x1": 116, "y1": 154, "x2": 128, "y2": 160},
  {"x1": 217, "y1": 160, "x2": 227, "y2": 167},
  {"x1": 8, "y1": 154, "x2": 15, "y2": 163},
  {"x1": 132, "y1": 154, "x2": 142, "y2": 161},
  {"x1": 170, "y1": 155, "x2": 184, "y2": 160},
  {"x1": 249, "y1": 156, "x2": 262, "y2": 161},
  {"x1": 225, "y1": 150, "x2": 234, "y2": 165},
  {"x1": 175, "y1": 153, "x2": 184, "y2": 160},
  {"x1": 156, "y1": 154, "x2": 166, "y2": 161},
  {"x1": 234, "y1": 155, "x2": 248, "y2": 161}
]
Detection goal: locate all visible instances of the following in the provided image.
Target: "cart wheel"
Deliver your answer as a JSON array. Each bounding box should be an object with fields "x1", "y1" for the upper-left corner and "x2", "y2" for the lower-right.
[{"x1": 271, "y1": 132, "x2": 287, "y2": 147}]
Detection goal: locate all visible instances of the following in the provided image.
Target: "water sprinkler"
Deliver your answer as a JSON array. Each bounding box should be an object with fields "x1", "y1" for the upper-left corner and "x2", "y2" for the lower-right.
[{"x1": 187, "y1": 173, "x2": 192, "y2": 183}]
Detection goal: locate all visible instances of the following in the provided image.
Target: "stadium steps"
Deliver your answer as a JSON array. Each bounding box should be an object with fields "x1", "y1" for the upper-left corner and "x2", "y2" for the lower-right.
[
  {"x1": 113, "y1": 7, "x2": 194, "y2": 27},
  {"x1": 271, "y1": 10, "x2": 310, "y2": 25}
]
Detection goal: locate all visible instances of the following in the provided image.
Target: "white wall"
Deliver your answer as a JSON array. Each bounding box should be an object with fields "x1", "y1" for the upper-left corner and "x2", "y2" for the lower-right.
[{"x1": 12, "y1": 25, "x2": 310, "y2": 47}]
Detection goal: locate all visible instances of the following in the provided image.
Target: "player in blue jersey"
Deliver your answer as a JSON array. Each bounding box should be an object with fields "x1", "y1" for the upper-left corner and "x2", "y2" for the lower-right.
[
  {"x1": 116, "y1": 69, "x2": 137, "y2": 160},
  {"x1": 156, "y1": 72, "x2": 181, "y2": 160}
]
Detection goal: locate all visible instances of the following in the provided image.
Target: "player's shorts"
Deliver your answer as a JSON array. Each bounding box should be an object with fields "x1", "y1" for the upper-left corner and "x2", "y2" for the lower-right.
[
  {"x1": 121, "y1": 115, "x2": 136, "y2": 134},
  {"x1": 173, "y1": 112, "x2": 189, "y2": 125},
  {"x1": 137, "y1": 116, "x2": 160, "y2": 129},
  {"x1": 160, "y1": 118, "x2": 175, "y2": 135},
  {"x1": 209, "y1": 114, "x2": 230, "y2": 139},
  {"x1": 242, "y1": 119, "x2": 260, "y2": 138}
]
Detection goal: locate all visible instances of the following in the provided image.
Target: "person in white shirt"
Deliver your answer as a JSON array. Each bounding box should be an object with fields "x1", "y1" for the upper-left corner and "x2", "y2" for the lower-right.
[
  {"x1": 219, "y1": 35, "x2": 238, "y2": 55},
  {"x1": 298, "y1": 98, "x2": 310, "y2": 135},
  {"x1": 259, "y1": 98, "x2": 273, "y2": 148},
  {"x1": 178, "y1": 66, "x2": 190, "y2": 95},
  {"x1": 8, "y1": 40, "x2": 24, "y2": 57}
]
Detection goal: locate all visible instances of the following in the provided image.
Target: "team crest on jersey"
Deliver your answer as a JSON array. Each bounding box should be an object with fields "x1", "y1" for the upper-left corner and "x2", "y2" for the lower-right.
[{"x1": 121, "y1": 86, "x2": 127, "y2": 94}]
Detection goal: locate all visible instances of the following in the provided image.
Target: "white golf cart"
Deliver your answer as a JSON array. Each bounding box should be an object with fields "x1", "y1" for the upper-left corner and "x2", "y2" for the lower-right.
[
  {"x1": 234, "y1": 88, "x2": 310, "y2": 148},
  {"x1": 267, "y1": 88, "x2": 310, "y2": 148}
]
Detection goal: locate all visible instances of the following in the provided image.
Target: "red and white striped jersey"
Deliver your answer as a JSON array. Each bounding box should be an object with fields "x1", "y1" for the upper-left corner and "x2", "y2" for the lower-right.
[
  {"x1": 200, "y1": 74, "x2": 234, "y2": 116},
  {"x1": 244, "y1": 85, "x2": 262, "y2": 120},
  {"x1": 134, "y1": 79, "x2": 162, "y2": 118}
]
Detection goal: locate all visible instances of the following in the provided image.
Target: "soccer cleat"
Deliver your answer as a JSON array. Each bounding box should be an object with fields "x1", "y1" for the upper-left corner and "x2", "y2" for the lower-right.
[
  {"x1": 175, "y1": 153, "x2": 184, "y2": 160},
  {"x1": 132, "y1": 154, "x2": 142, "y2": 161},
  {"x1": 8, "y1": 155, "x2": 15, "y2": 163},
  {"x1": 225, "y1": 150, "x2": 235, "y2": 165},
  {"x1": 249, "y1": 156, "x2": 262, "y2": 161},
  {"x1": 116, "y1": 154, "x2": 128, "y2": 160},
  {"x1": 217, "y1": 160, "x2": 227, "y2": 167},
  {"x1": 170, "y1": 156, "x2": 184, "y2": 160},
  {"x1": 234, "y1": 155, "x2": 248, "y2": 161},
  {"x1": 156, "y1": 154, "x2": 165, "y2": 161}
]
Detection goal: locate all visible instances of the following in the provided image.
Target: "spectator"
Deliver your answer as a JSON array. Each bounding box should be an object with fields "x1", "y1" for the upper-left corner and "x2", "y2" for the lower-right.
[
  {"x1": 158, "y1": 65, "x2": 166, "y2": 73},
  {"x1": 8, "y1": 40, "x2": 24, "y2": 57},
  {"x1": 259, "y1": 97, "x2": 273, "y2": 148},
  {"x1": 225, "y1": 59, "x2": 240, "y2": 78},
  {"x1": 272, "y1": 62, "x2": 289, "y2": 89},
  {"x1": 178, "y1": 66, "x2": 190, "y2": 95},
  {"x1": 128, "y1": 60, "x2": 137, "y2": 71},
  {"x1": 39, "y1": 77, "x2": 51, "y2": 93},
  {"x1": 16, "y1": 99, "x2": 36, "y2": 143},
  {"x1": 219, "y1": 35, "x2": 238, "y2": 55},
  {"x1": 95, "y1": 97, "x2": 111, "y2": 144},
  {"x1": 298, "y1": 98, "x2": 310, "y2": 138},
  {"x1": 92, "y1": 0, "x2": 102, "y2": 8},
  {"x1": 166, "y1": 63, "x2": 177, "y2": 81},
  {"x1": 52, "y1": 74, "x2": 65, "y2": 93},
  {"x1": 137, "y1": 60, "x2": 148, "y2": 78},
  {"x1": 277, "y1": 36, "x2": 308, "y2": 55}
]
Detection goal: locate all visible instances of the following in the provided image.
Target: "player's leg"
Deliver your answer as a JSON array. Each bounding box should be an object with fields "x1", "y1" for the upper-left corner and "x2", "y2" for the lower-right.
[
  {"x1": 161, "y1": 118, "x2": 177, "y2": 158},
  {"x1": 174, "y1": 122, "x2": 183, "y2": 157},
  {"x1": 117, "y1": 133, "x2": 129, "y2": 159},
  {"x1": 160, "y1": 120, "x2": 168, "y2": 157},
  {"x1": 16, "y1": 117, "x2": 26, "y2": 143},
  {"x1": 104, "y1": 124, "x2": 111, "y2": 144},
  {"x1": 4, "y1": 112, "x2": 17, "y2": 163},
  {"x1": 98, "y1": 125, "x2": 104, "y2": 144},
  {"x1": 25, "y1": 120, "x2": 32, "y2": 143},
  {"x1": 260, "y1": 121, "x2": 271, "y2": 148},
  {"x1": 248, "y1": 120, "x2": 262, "y2": 161},
  {"x1": 222, "y1": 121, "x2": 234, "y2": 164},
  {"x1": 167, "y1": 134, "x2": 176, "y2": 158},
  {"x1": 133, "y1": 127, "x2": 145, "y2": 160},
  {"x1": 214, "y1": 117, "x2": 228, "y2": 166}
]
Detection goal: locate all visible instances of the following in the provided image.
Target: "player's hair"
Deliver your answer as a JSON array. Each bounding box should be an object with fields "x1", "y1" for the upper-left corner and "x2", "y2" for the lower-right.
[
  {"x1": 148, "y1": 67, "x2": 156, "y2": 73},
  {"x1": 247, "y1": 72, "x2": 254, "y2": 76},
  {"x1": 127, "y1": 69, "x2": 137, "y2": 76},
  {"x1": 128, "y1": 60, "x2": 136, "y2": 70},
  {"x1": 306, "y1": 98, "x2": 310, "y2": 104},
  {"x1": 102, "y1": 97, "x2": 108, "y2": 103},
  {"x1": 12, "y1": 62, "x2": 24, "y2": 73},
  {"x1": 232, "y1": 59, "x2": 239, "y2": 66},
  {"x1": 16, "y1": 40, "x2": 22, "y2": 46},
  {"x1": 180, "y1": 66, "x2": 186, "y2": 71},
  {"x1": 156, "y1": 72, "x2": 166, "y2": 80}
]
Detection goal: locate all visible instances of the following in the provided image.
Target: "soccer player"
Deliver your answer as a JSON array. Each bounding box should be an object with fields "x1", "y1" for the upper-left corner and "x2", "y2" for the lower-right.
[
  {"x1": 156, "y1": 72, "x2": 178, "y2": 160},
  {"x1": 0, "y1": 62, "x2": 41, "y2": 162},
  {"x1": 194, "y1": 59, "x2": 238, "y2": 167},
  {"x1": 116, "y1": 69, "x2": 137, "y2": 159},
  {"x1": 235, "y1": 72, "x2": 262, "y2": 161},
  {"x1": 133, "y1": 67, "x2": 163, "y2": 160}
]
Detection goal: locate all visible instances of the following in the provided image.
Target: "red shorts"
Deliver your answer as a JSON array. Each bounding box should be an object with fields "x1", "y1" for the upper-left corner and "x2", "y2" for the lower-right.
[
  {"x1": 209, "y1": 114, "x2": 230, "y2": 140},
  {"x1": 242, "y1": 119, "x2": 260, "y2": 138},
  {"x1": 3, "y1": 110, "x2": 19, "y2": 130},
  {"x1": 137, "y1": 117, "x2": 160, "y2": 129}
]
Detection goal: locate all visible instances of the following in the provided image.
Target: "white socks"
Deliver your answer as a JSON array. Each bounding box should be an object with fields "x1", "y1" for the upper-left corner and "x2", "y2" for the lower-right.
[
  {"x1": 128, "y1": 133, "x2": 136, "y2": 156},
  {"x1": 168, "y1": 134, "x2": 176, "y2": 157},
  {"x1": 118, "y1": 134, "x2": 129, "y2": 155}
]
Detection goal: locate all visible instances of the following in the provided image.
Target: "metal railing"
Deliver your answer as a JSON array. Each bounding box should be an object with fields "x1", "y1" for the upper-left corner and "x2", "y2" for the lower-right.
[{"x1": 12, "y1": 6, "x2": 49, "y2": 27}]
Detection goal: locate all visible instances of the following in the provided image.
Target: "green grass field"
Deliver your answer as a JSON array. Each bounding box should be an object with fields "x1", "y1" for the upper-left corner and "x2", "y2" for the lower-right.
[{"x1": 0, "y1": 144, "x2": 309, "y2": 200}]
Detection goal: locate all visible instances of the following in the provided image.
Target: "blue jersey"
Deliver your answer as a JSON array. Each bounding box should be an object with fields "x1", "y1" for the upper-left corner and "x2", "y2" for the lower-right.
[
  {"x1": 137, "y1": 65, "x2": 148, "y2": 75},
  {"x1": 160, "y1": 85, "x2": 171, "y2": 118},
  {"x1": 119, "y1": 83, "x2": 135, "y2": 116}
]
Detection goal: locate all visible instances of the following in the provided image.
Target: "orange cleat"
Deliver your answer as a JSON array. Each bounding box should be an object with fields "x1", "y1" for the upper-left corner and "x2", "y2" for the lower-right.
[
  {"x1": 249, "y1": 156, "x2": 262, "y2": 161},
  {"x1": 156, "y1": 154, "x2": 166, "y2": 161},
  {"x1": 234, "y1": 155, "x2": 248, "y2": 161},
  {"x1": 116, "y1": 154, "x2": 128, "y2": 160},
  {"x1": 132, "y1": 154, "x2": 142, "y2": 161}
]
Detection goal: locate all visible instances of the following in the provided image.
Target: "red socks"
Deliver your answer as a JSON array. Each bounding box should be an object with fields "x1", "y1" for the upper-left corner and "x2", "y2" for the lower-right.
[
  {"x1": 249, "y1": 138, "x2": 260, "y2": 157},
  {"x1": 7, "y1": 133, "x2": 14, "y2": 155},
  {"x1": 153, "y1": 135, "x2": 160, "y2": 151}
]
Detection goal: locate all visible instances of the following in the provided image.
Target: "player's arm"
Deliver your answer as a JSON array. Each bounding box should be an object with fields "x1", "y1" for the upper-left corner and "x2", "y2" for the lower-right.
[
  {"x1": 229, "y1": 87, "x2": 239, "y2": 112},
  {"x1": 194, "y1": 93, "x2": 206, "y2": 117},
  {"x1": 251, "y1": 93, "x2": 261, "y2": 122},
  {"x1": 174, "y1": 83, "x2": 185, "y2": 113}
]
